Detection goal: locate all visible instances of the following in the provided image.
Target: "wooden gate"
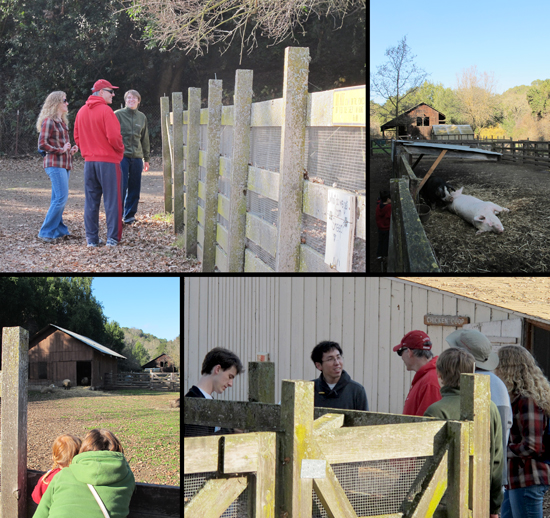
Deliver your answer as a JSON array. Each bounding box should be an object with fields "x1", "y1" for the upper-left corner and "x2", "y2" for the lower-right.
[{"x1": 184, "y1": 362, "x2": 492, "y2": 517}]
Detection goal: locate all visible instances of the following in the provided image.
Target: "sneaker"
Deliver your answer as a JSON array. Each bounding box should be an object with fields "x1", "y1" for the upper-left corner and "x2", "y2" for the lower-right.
[
  {"x1": 105, "y1": 238, "x2": 118, "y2": 247},
  {"x1": 87, "y1": 239, "x2": 104, "y2": 248},
  {"x1": 38, "y1": 236, "x2": 56, "y2": 243},
  {"x1": 123, "y1": 217, "x2": 135, "y2": 224}
]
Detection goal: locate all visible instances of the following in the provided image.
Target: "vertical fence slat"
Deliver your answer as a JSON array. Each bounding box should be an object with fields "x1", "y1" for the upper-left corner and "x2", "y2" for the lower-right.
[
  {"x1": 185, "y1": 88, "x2": 201, "y2": 258},
  {"x1": 228, "y1": 69, "x2": 253, "y2": 272},
  {"x1": 275, "y1": 47, "x2": 310, "y2": 272},
  {"x1": 160, "y1": 96, "x2": 172, "y2": 213},
  {"x1": 1, "y1": 326, "x2": 29, "y2": 518},
  {"x1": 202, "y1": 79, "x2": 222, "y2": 272},
  {"x1": 172, "y1": 92, "x2": 184, "y2": 234}
]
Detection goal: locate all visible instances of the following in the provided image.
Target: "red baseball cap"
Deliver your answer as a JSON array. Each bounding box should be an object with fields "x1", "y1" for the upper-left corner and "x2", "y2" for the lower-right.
[
  {"x1": 91, "y1": 79, "x2": 119, "y2": 93},
  {"x1": 393, "y1": 330, "x2": 432, "y2": 352}
]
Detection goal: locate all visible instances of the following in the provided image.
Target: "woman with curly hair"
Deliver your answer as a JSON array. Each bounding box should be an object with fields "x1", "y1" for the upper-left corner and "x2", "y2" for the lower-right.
[
  {"x1": 495, "y1": 345, "x2": 550, "y2": 518},
  {"x1": 36, "y1": 91, "x2": 78, "y2": 243}
]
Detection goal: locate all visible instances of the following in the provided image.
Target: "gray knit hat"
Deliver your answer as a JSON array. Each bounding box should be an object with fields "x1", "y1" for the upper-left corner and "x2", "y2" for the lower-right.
[{"x1": 445, "y1": 329, "x2": 499, "y2": 371}]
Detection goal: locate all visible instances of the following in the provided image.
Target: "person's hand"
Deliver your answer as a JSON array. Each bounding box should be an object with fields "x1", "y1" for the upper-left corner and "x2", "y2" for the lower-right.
[
  {"x1": 70, "y1": 145, "x2": 78, "y2": 156},
  {"x1": 62, "y1": 142, "x2": 71, "y2": 153},
  {"x1": 143, "y1": 162, "x2": 150, "y2": 172}
]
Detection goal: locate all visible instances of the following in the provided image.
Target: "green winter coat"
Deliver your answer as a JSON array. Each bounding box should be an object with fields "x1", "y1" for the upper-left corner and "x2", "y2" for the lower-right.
[
  {"x1": 114, "y1": 107, "x2": 150, "y2": 161},
  {"x1": 34, "y1": 451, "x2": 135, "y2": 518}
]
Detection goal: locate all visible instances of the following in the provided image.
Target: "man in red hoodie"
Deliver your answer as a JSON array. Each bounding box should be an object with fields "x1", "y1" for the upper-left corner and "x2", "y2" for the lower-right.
[
  {"x1": 74, "y1": 79, "x2": 125, "y2": 247},
  {"x1": 393, "y1": 330, "x2": 441, "y2": 416}
]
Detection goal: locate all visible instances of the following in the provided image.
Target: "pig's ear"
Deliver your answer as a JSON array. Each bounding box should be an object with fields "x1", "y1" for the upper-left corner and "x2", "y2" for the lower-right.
[{"x1": 474, "y1": 215, "x2": 486, "y2": 222}]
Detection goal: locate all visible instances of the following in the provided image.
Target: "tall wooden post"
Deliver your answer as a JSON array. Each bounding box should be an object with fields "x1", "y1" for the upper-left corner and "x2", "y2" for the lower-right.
[
  {"x1": 172, "y1": 92, "x2": 184, "y2": 234},
  {"x1": 228, "y1": 69, "x2": 253, "y2": 272},
  {"x1": 280, "y1": 380, "x2": 313, "y2": 517},
  {"x1": 248, "y1": 361, "x2": 275, "y2": 404},
  {"x1": 460, "y1": 373, "x2": 491, "y2": 517},
  {"x1": 202, "y1": 79, "x2": 222, "y2": 272},
  {"x1": 1, "y1": 327, "x2": 28, "y2": 518},
  {"x1": 185, "y1": 88, "x2": 201, "y2": 258},
  {"x1": 160, "y1": 96, "x2": 172, "y2": 213},
  {"x1": 276, "y1": 47, "x2": 310, "y2": 272}
]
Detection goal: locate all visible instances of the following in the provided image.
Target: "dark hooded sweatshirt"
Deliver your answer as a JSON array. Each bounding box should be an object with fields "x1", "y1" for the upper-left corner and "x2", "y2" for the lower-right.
[{"x1": 312, "y1": 370, "x2": 369, "y2": 411}]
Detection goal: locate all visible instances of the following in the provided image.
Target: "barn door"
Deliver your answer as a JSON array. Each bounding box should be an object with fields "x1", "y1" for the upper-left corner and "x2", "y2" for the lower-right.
[{"x1": 462, "y1": 318, "x2": 523, "y2": 348}]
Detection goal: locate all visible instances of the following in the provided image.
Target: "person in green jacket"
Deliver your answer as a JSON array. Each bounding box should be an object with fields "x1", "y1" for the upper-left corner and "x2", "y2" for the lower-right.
[
  {"x1": 115, "y1": 90, "x2": 150, "y2": 224},
  {"x1": 34, "y1": 428, "x2": 135, "y2": 518},
  {"x1": 424, "y1": 347, "x2": 503, "y2": 518}
]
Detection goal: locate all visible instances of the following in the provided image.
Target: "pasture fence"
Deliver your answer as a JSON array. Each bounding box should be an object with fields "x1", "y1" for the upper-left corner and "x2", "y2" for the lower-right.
[
  {"x1": 104, "y1": 371, "x2": 180, "y2": 391},
  {"x1": 160, "y1": 46, "x2": 366, "y2": 272},
  {"x1": 184, "y1": 360, "x2": 492, "y2": 517},
  {"x1": 0, "y1": 326, "x2": 180, "y2": 518}
]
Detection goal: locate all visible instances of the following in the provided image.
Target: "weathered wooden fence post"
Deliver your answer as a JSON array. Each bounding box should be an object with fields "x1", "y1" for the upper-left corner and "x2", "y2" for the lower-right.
[
  {"x1": 276, "y1": 47, "x2": 310, "y2": 272},
  {"x1": 228, "y1": 69, "x2": 253, "y2": 272},
  {"x1": 172, "y1": 92, "x2": 184, "y2": 234},
  {"x1": 248, "y1": 361, "x2": 275, "y2": 404},
  {"x1": 280, "y1": 380, "x2": 313, "y2": 517},
  {"x1": 1, "y1": 326, "x2": 29, "y2": 518},
  {"x1": 185, "y1": 88, "x2": 201, "y2": 258},
  {"x1": 202, "y1": 79, "x2": 222, "y2": 272},
  {"x1": 460, "y1": 373, "x2": 490, "y2": 517},
  {"x1": 160, "y1": 96, "x2": 172, "y2": 213}
]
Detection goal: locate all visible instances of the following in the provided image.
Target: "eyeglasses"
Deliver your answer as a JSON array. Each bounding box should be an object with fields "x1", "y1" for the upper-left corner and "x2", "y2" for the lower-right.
[
  {"x1": 397, "y1": 347, "x2": 408, "y2": 357},
  {"x1": 322, "y1": 355, "x2": 343, "y2": 364},
  {"x1": 102, "y1": 89, "x2": 115, "y2": 95}
]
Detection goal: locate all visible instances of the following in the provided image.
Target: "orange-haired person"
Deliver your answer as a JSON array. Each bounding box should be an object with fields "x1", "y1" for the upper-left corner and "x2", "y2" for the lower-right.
[{"x1": 32, "y1": 434, "x2": 82, "y2": 504}]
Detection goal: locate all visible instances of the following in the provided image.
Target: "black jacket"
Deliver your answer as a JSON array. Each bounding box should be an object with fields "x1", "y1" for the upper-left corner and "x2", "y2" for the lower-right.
[
  {"x1": 312, "y1": 370, "x2": 369, "y2": 411},
  {"x1": 184, "y1": 386, "x2": 234, "y2": 437}
]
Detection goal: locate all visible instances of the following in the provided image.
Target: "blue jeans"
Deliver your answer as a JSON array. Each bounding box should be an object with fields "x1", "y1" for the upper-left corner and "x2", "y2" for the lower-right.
[
  {"x1": 120, "y1": 157, "x2": 143, "y2": 221},
  {"x1": 38, "y1": 167, "x2": 70, "y2": 239},
  {"x1": 501, "y1": 485, "x2": 549, "y2": 518}
]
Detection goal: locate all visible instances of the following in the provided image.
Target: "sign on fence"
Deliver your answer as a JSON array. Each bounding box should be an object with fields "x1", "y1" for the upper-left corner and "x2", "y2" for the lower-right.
[
  {"x1": 324, "y1": 189, "x2": 356, "y2": 271},
  {"x1": 332, "y1": 86, "x2": 366, "y2": 126}
]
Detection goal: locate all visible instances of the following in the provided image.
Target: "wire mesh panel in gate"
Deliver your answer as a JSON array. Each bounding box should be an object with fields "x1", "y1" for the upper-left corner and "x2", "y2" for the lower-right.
[
  {"x1": 184, "y1": 472, "x2": 251, "y2": 517},
  {"x1": 312, "y1": 457, "x2": 429, "y2": 517}
]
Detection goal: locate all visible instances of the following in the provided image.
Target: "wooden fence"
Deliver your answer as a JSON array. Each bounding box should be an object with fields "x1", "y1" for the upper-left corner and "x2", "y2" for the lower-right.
[
  {"x1": 160, "y1": 46, "x2": 366, "y2": 272},
  {"x1": 184, "y1": 361, "x2": 492, "y2": 517},
  {"x1": 0, "y1": 327, "x2": 180, "y2": 518},
  {"x1": 104, "y1": 372, "x2": 180, "y2": 391}
]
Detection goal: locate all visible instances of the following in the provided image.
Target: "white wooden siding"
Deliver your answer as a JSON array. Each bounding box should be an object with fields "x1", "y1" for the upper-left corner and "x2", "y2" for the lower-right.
[{"x1": 184, "y1": 277, "x2": 544, "y2": 414}]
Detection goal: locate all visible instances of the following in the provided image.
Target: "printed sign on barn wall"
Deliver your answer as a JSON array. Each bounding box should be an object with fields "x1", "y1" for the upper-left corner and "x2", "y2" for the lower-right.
[{"x1": 325, "y1": 189, "x2": 356, "y2": 271}]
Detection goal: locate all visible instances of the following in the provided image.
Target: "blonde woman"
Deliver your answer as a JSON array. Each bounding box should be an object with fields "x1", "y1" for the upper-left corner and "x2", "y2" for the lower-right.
[
  {"x1": 495, "y1": 346, "x2": 550, "y2": 518},
  {"x1": 36, "y1": 91, "x2": 78, "y2": 243}
]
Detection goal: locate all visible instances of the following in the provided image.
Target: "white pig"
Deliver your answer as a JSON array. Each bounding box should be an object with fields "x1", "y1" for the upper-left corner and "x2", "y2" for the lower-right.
[{"x1": 448, "y1": 187, "x2": 510, "y2": 234}]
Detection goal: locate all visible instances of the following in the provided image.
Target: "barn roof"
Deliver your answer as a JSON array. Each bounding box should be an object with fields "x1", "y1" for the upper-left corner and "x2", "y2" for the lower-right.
[
  {"x1": 34, "y1": 324, "x2": 127, "y2": 359},
  {"x1": 142, "y1": 353, "x2": 173, "y2": 368},
  {"x1": 380, "y1": 102, "x2": 445, "y2": 130},
  {"x1": 398, "y1": 277, "x2": 550, "y2": 326}
]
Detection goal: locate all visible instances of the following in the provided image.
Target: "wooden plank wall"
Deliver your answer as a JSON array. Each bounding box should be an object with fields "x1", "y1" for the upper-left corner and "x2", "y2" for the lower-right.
[{"x1": 183, "y1": 277, "x2": 527, "y2": 414}]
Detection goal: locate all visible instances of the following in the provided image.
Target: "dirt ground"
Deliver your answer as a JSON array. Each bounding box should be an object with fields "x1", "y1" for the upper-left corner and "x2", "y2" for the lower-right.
[
  {"x1": 0, "y1": 156, "x2": 201, "y2": 272},
  {"x1": 370, "y1": 154, "x2": 550, "y2": 272}
]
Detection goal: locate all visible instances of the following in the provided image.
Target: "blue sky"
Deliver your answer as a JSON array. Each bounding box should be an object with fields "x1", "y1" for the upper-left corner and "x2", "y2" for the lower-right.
[
  {"x1": 370, "y1": 0, "x2": 548, "y2": 104},
  {"x1": 91, "y1": 277, "x2": 180, "y2": 341}
]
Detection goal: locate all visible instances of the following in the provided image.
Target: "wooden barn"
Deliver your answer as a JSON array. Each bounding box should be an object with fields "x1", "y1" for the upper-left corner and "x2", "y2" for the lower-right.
[
  {"x1": 380, "y1": 102, "x2": 446, "y2": 139},
  {"x1": 142, "y1": 353, "x2": 178, "y2": 372},
  {"x1": 29, "y1": 324, "x2": 126, "y2": 387},
  {"x1": 184, "y1": 276, "x2": 550, "y2": 414}
]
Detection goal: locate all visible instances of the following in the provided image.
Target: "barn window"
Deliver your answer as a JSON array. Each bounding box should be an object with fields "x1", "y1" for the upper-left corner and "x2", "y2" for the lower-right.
[
  {"x1": 416, "y1": 117, "x2": 422, "y2": 126},
  {"x1": 38, "y1": 362, "x2": 47, "y2": 380},
  {"x1": 424, "y1": 117, "x2": 429, "y2": 126}
]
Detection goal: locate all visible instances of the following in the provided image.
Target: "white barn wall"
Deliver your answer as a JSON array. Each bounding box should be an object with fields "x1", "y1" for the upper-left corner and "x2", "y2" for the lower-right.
[{"x1": 184, "y1": 277, "x2": 531, "y2": 414}]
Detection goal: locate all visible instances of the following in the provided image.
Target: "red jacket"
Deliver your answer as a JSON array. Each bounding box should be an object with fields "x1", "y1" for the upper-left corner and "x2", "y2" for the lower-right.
[
  {"x1": 31, "y1": 467, "x2": 61, "y2": 504},
  {"x1": 402, "y1": 356, "x2": 442, "y2": 416},
  {"x1": 74, "y1": 96, "x2": 124, "y2": 163},
  {"x1": 376, "y1": 200, "x2": 391, "y2": 231}
]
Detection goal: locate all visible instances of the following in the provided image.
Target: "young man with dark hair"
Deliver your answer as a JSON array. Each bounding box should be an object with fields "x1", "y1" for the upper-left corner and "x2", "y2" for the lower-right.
[
  {"x1": 311, "y1": 341, "x2": 369, "y2": 411},
  {"x1": 184, "y1": 348, "x2": 243, "y2": 437}
]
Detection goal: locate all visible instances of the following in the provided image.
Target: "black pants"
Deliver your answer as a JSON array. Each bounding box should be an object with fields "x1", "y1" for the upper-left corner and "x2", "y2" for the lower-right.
[{"x1": 377, "y1": 229, "x2": 389, "y2": 258}]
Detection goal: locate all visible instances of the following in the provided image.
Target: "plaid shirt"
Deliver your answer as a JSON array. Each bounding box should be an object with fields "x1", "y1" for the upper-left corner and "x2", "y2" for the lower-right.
[
  {"x1": 507, "y1": 394, "x2": 550, "y2": 489},
  {"x1": 38, "y1": 117, "x2": 73, "y2": 170}
]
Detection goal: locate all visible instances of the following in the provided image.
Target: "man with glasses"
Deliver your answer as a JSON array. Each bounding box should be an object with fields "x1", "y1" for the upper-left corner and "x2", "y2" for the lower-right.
[
  {"x1": 74, "y1": 79, "x2": 125, "y2": 248},
  {"x1": 393, "y1": 330, "x2": 441, "y2": 416},
  {"x1": 310, "y1": 341, "x2": 368, "y2": 410}
]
